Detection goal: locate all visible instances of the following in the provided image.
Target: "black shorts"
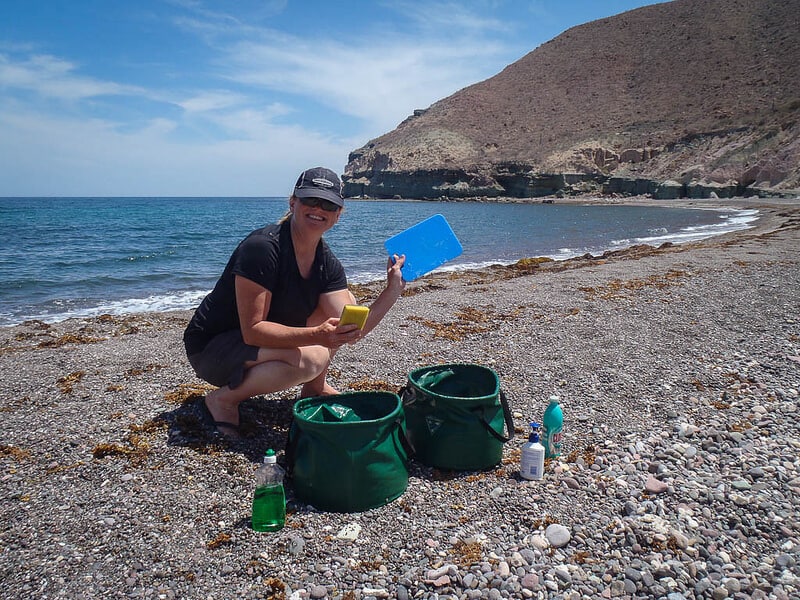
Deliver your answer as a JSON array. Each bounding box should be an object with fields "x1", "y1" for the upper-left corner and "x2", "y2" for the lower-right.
[{"x1": 187, "y1": 329, "x2": 259, "y2": 389}]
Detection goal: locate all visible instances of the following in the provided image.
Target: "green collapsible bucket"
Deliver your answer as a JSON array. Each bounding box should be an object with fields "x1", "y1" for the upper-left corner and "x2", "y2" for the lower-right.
[
  {"x1": 401, "y1": 363, "x2": 514, "y2": 471},
  {"x1": 287, "y1": 391, "x2": 411, "y2": 512}
]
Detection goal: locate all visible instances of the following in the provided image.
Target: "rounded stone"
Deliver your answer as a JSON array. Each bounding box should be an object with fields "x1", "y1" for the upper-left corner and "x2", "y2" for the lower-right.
[{"x1": 544, "y1": 524, "x2": 571, "y2": 548}]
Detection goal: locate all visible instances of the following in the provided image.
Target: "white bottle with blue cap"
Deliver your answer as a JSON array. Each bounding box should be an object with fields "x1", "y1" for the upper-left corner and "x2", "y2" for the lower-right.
[{"x1": 520, "y1": 422, "x2": 545, "y2": 480}]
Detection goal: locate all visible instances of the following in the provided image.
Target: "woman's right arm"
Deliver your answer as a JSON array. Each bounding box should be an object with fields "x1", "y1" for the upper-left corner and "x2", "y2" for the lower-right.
[{"x1": 235, "y1": 275, "x2": 357, "y2": 349}]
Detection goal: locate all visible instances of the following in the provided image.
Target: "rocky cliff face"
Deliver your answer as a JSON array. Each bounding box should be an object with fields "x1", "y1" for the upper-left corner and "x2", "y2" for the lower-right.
[{"x1": 343, "y1": 0, "x2": 800, "y2": 200}]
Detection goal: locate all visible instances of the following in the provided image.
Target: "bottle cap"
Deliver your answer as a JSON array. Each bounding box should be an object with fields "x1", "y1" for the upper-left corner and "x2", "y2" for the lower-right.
[
  {"x1": 264, "y1": 449, "x2": 277, "y2": 464},
  {"x1": 549, "y1": 395, "x2": 560, "y2": 403}
]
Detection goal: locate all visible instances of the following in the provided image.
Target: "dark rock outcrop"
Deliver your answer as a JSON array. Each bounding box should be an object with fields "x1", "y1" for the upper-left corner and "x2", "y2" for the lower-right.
[{"x1": 343, "y1": 0, "x2": 800, "y2": 200}]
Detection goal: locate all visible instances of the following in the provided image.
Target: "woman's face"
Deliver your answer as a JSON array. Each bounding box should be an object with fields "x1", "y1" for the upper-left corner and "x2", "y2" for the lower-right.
[{"x1": 290, "y1": 195, "x2": 342, "y2": 233}]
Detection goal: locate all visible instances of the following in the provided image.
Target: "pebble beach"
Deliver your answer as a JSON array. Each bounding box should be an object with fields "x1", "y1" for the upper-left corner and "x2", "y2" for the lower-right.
[{"x1": 1, "y1": 198, "x2": 799, "y2": 600}]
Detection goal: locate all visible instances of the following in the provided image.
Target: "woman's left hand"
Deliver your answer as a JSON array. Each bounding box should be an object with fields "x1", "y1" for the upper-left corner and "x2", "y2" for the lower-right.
[{"x1": 387, "y1": 254, "x2": 406, "y2": 295}]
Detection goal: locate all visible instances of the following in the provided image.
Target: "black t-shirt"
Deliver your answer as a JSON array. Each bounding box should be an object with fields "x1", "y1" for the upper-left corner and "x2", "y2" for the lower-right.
[{"x1": 183, "y1": 220, "x2": 347, "y2": 355}]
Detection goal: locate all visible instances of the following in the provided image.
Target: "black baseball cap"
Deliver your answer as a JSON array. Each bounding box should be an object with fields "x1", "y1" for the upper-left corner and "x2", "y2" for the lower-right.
[{"x1": 293, "y1": 167, "x2": 344, "y2": 207}]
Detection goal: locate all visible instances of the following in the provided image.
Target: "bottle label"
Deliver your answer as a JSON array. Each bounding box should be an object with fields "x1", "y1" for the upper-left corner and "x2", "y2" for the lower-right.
[
  {"x1": 520, "y1": 445, "x2": 545, "y2": 480},
  {"x1": 522, "y1": 461, "x2": 541, "y2": 478},
  {"x1": 543, "y1": 427, "x2": 562, "y2": 457}
]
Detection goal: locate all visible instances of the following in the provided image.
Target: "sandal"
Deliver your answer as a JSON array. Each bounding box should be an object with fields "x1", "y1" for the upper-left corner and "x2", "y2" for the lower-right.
[{"x1": 200, "y1": 397, "x2": 241, "y2": 440}]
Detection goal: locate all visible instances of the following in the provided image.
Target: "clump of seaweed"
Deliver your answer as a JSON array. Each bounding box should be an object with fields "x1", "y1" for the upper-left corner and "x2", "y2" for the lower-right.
[
  {"x1": 0, "y1": 444, "x2": 32, "y2": 461},
  {"x1": 38, "y1": 333, "x2": 106, "y2": 348},
  {"x1": 408, "y1": 316, "x2": 490, "y2": 341},
  {"x1": 579, "y1": 269, "x2": 689, "y2": 301},
  {"x1": 566, "y1": 444, "x2": 597, "y2": 465},
  {"x1": 22, "y1": 319, "x2": 52, "y2": 330},
  {"x1": 263, "y1": 578, "x2": 287, "y2": 600},
  {"x1": 92, "y1": 442, "x2": 144, "y2": 462},
  {"x1": 91, "y1": 418, "x2": 168, "y2": 465},
  {"x1": 57, "y1": 371, "x2": 86, "y2": 394},
  {"x1": 504, "y1": 447, "x2": 522, "y2": 465},
  {"x1": 347, "y1": 377, "x2": 400, "y2": 393},
  {"x1": 96, "y1": 313, "x2": 153, "y2": 335},
  {"x1": 408, "y1": 304, "x2": 527, "y2": 341},
  {"x1": 508, "y1": 256, "x2": 556, "y2": 273},
  {"x1": 206, "y1": 533, "x2": 232, "y2": 549},
  {"x1": 451, "y1": 540, "x2": 483, "y2": 567},
  {"x1": 0, "y1": 396, "x2": 32, "y2": 413},
  {"x1": 530, "y1": 515, "x2": 560, "y2": 529},
  {"x1": 130, "y1": 418, "x2": 169, "y2": 435},
  {"x1": 164, "y1": 383, "x2": 215, "y2": 405},
  {"x1": 125, "y1": 364, "x2": 167, "y2": 378}
]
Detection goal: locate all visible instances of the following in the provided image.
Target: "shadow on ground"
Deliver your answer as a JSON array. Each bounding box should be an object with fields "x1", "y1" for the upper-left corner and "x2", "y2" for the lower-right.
[{"x1": 158, "y1": 394, "x2": 296, "y2": 463}]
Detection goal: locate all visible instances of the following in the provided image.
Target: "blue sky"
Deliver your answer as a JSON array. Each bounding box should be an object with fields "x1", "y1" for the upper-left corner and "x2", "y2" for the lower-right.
[{"x1": 0, "y1": 1, "x2": 663, "y2": 197}]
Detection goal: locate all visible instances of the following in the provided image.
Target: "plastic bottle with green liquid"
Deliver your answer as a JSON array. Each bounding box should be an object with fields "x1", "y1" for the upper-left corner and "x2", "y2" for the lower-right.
[{"x1": 251, "y1": 449, "x2": 285, "y2": 532}]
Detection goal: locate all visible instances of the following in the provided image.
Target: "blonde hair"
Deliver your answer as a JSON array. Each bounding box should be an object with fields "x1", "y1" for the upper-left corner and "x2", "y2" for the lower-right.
[{"x1": 277, "y1": 195, "x2": 297, "y2": 223}]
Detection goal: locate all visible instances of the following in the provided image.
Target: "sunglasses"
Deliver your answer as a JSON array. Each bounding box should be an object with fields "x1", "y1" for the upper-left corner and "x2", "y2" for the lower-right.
[{"x1": 299, "y1": 197, "x2": 341, "y2": 212}]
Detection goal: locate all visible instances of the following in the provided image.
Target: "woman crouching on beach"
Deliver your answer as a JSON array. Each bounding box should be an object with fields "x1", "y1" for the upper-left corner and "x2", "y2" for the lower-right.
[{"x1": 183, "y1": 167, "x2": 405, "y2": 438}]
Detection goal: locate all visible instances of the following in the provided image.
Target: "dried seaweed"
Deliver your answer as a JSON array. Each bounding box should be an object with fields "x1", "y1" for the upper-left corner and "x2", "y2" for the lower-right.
[
  {"x1": 0, "y1": 444, "x2": 31, "y2": 461},
  {"x1": 451, "y1": 540, "x2": 483, "y2": 567},
  {"x1": 125, "y1": 363, "x2": 167, "y2": 378},
  {"x1": 130, "y1": 418, "x2": 169, "y2": 435},
  {"x1": 206, "y1": 533, "x2": 232, "y2": 549},
  {"x1": 38, "y1": 333, "x2": 106, "y2": 348},
  {"x1": 0, "y1": 396, "x2": 32, "y2": 413},
  {"x1": 579, "y1": 269, "x2": 690, "y2": 301},
  {"x1": 263, "y1": 578, "x2": 287, "y2": 599},
  {"x1": 565, "y1": 444, "x2": 597, "y2": 465},
  {"x1": 347, "y1": 377, "x2": 400, "y2": 393},
  {"x1": 92, "y1": 443, "x2": 140, "y2": 460},
  {"x1": 408, "y1": 316, "x2": 490, "y2": 341},
  {"x1": 409, "y1": 303, "x2": 531, "y2": 341},
  {"x1": 57, "y1": 371, "x2": 86, "y2": 394},
  {"x1": 164, "y1": 383, "x2": 215, "y2": 404},
  {"x1": 507, "y1": 256, "x2": 556, "y2": 273},
  {"x1": 91, "y1": 418, "x2": 167, "y2": 465},
  {"x1": 21, "y1": 319, "x2": 52, "y2": 330}
]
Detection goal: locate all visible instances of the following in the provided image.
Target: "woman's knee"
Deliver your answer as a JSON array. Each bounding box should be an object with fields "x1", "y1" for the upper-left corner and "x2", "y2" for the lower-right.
[{"x1": 299, "y1": 345, "x2": 331, "y2": 379}]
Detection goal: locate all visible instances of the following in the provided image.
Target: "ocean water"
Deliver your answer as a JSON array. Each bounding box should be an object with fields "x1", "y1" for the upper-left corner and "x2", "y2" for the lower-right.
[{"x1": 0, "y1": 197, "x2": 758, "y2": 327}]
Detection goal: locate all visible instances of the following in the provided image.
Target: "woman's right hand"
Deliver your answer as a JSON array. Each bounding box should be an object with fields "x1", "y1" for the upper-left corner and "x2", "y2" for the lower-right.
[{"x1": 316, "y1": 317, "x2": 362, "y2": 348}]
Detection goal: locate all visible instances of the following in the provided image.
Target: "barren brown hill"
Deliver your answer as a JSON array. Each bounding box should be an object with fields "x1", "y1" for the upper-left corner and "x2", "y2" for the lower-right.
[{"x1": 343, "y1": 0, "x2": 800, "y2": 200}]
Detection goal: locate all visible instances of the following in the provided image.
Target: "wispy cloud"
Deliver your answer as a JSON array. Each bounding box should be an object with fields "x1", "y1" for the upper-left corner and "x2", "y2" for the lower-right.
[
  {"x1": 0, "y1": 0, "x2": 537, "y2": 195},
  {"x1": 386, "y1": 1, "x2": 511, "y2": 35},
  {"x1": 203, "y1": 2, "x2": 515, "y2": 134},
  {"x1": 0, "y1": 53, "x2": 142, "y2": 100},
  {"x1": 0, "y1": 103, "x2": 347, "y2": 196},
  {"x1": 177, "y1": 90, "x2": 249, "y2": 113},
  {"x1": 223, "y1": 36, "x2": 504, "y2": 133}
]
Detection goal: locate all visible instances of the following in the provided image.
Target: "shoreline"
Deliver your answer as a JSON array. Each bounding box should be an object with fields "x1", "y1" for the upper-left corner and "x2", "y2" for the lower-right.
[
  {"x1": 1, "y1": 201, "x2": 799, "y2": 599},
  {"x1": 1, "y1": 197, "x2": 791, "y2": 329}
]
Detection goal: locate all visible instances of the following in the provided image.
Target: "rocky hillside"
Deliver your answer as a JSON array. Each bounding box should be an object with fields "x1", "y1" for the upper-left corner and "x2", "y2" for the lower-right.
[{"x1": 343, "y1": 0, "x2": 800, "y2": 200}]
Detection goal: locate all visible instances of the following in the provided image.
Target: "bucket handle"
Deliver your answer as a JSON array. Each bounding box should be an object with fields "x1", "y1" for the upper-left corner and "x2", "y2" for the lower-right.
[
  {"x1": 474, "y1": 390, "x2": 515, "y2": 443},
  {"x1": 394, "y1": 415, "x2": 416, "y2": 461},
  {"x1": 399, "y1": 385, "x2": 415, "y2": 405}
]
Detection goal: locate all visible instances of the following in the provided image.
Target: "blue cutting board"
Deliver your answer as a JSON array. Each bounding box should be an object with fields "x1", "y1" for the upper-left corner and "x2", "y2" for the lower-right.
[{"x1": 384, "y1": 214, "x2": 463, "y2": 281}]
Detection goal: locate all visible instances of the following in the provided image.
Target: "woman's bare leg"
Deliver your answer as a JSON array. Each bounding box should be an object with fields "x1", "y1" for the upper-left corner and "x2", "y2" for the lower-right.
[
  {"x1": 205, "y1": 344, "x2": 331, "y2": 428},
  {"x1": 206, "y1": 291, "x2": 356, "y2": 429},
  {"x1": 298, "y1": 291, "x2": 357, "y2": 398}
]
